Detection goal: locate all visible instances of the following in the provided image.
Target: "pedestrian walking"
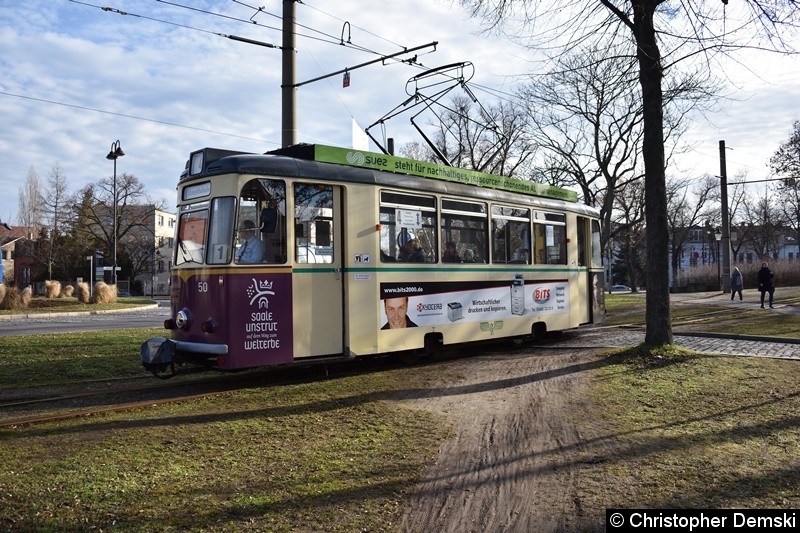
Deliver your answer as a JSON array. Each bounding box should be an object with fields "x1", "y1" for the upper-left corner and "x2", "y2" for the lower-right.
[
  {"x1": 757, "y1": 261, "x2": 775, "y2": 308},
  {"x1": 730, "y1": 266, "x2": 744, "y2": 301}
]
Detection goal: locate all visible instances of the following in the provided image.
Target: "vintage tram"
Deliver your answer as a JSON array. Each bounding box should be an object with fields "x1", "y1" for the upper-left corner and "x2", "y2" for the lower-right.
[{"x1": 141, "y1": 144, "x2": 604, "y2": 376}]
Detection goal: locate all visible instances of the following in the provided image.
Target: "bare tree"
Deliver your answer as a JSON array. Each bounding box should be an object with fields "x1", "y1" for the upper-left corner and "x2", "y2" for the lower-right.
[
  {"x1": 17, "y1": 166, "x2": 44, "y2": 229},
  {"x1": 522, "y1": 44, "x2": 717, "y2": 258},
  {"x1": 521, "y1": 48, "x2": 645, "y2": 255},
  {"x1": 770, "y1": 120, "x2": 800, "y2": 182},
  {"x1": 458, "y1": 0, "x2": 800, "y2": 345},
  {"x1": 723, "y1": 171, "x2": 750, "y2": 261},
  {"x1": 398, "y1": 140, "x2": 434, "y2": 162},
  {"x1": 71, "y1": 172, "x2": 166, "y2": 283},
  {"x1": 427, "y1": 95, "x2": 536, "y2": 176},
  {"x1": 742, "y1": 186, "x2": 785, "y2": 260},
  {"x1": 613, "y1": 178, "x2": 646, "y2": 290},
  {"x1": 667, "y1": 175, "x2": 718, "y2": 279},
  {"x1": 771, "y1": 121, "x2": 800, "y2": 246},
  {"x1": 37, "y1": 164, "x2": 71, "y2": 280}
]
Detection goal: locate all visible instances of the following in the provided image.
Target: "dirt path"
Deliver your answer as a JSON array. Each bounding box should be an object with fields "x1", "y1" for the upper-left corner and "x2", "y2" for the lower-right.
[{"x1": 394, "y1": 345, "x2": 611, "y2": 532}]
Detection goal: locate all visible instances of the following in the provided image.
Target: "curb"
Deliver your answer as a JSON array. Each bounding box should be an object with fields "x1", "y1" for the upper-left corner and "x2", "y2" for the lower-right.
[
  {"x1": 675, "y1": 330, "x2": 800, "y2": 345},
  {"x1": 614, "y1": 324, "x2": 800, "y2": 345},
  {"x1": 0, "y1": 303, "x2": 159, "y2": 320}
]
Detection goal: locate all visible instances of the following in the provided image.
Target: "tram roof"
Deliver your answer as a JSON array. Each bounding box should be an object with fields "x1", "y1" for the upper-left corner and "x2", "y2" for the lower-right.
[{"x1": 183, "y1": 144, "x2": 599, "y2": 216}]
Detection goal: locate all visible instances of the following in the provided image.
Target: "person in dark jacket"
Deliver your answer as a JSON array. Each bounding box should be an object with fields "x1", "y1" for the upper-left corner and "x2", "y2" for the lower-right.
[
  {"x1": 730, "y1": 266, "x2": 744, "y2": 301},
  {"x1": 757, "y1": 261, "x2": 775, "y2": 308}
]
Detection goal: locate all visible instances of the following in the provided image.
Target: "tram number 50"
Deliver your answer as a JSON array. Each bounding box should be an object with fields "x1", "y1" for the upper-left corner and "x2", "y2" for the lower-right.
[{"x1": 197, "y1": 281, "x2": 209, "y2": 293}]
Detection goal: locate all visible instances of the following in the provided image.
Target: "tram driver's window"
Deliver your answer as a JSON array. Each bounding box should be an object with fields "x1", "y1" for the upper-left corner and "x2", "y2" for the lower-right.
[
  {"x1": 206, "y1": 197, "x2": 236, "y2": 264},
  {"x1": 533, "y1": 212, "x2": 567, "y2": 265},
  {"x1": 236, "y1": 178, "x2": 287, "y2": 264},
  {"x1": 176, "y1": 204, "x2": 208, "y2": 265},
  {"x1": 379, "y1": 191, "x2": 437, "y2": 263}
]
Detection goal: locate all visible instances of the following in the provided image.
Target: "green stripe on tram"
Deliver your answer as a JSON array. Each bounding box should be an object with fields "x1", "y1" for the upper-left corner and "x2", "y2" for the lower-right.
[
  {"x1": 361, "y1": 267, "x2": 582, "y2": 273},
  {"x1": 292, "y1": 266, "x2": 585, "y2": 273}
]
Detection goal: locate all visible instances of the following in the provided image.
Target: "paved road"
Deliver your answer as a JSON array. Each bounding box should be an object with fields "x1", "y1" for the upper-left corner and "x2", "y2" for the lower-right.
[
  {"x1": 595, "y1": 287, "x2": 800, "y2": 360},
  {"x1": 2, "y1": 293, "x2": 799, "y2": 361},
  {"x1": 558, "y1": 326, "x2": 800, "y2": 361},
  {"x1": 0, "y1": 302, "x2": 170, "y2": 336}
]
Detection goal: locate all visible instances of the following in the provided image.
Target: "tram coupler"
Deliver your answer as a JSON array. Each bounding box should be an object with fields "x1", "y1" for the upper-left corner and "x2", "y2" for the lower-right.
[{"x1": 140, "y1": 337, "x2": 178, "y2": 377}]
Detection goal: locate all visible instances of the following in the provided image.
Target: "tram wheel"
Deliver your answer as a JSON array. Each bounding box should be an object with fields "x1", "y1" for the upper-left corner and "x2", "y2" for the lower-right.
[{"x1": 399, "y1": 350, "x2": 423, "y2": 365}]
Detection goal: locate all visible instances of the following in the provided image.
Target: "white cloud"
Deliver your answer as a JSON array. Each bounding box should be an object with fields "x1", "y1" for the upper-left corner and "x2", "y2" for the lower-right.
[{"x1": 0, "y1": 0, "x2": 797, "y2": 224}]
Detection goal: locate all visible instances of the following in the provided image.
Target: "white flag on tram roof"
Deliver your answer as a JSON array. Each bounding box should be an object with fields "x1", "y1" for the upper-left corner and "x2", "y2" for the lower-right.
[{"x1": 351, "y1": 119, "x2": 369, "y2": 151}]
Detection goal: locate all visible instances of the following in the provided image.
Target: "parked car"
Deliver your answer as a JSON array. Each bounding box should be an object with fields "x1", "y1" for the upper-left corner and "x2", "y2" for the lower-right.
[{"x1": 611, "y1": 285, "x2": 632, "y2": 292}]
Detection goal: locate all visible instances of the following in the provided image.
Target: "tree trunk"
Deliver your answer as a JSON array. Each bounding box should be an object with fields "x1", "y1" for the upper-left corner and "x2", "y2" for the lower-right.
[{"x1": 632, "y1": 0, "x2": 673, "y2": 345}]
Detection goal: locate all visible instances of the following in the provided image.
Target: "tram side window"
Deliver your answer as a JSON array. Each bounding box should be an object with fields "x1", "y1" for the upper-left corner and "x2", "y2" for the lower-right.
[
  {"x1": 591, "y1": 219, "x2": 603, "y2": 267},
  {"x1": 441, "y1": 199, "x2": 488, "y2": 263},
  {"x1": 206, "y1": 197, "x2": 236, "y2": 264},
  {"x1": 491, "y1": 206, "x2": 531, "y2": 264},
  {"x1": 379, "y1": 191, "x2": 437, "y2": 263},
  {"x1": 294, "y1": 183, "x2": 334, "y2": 264},
  {"x1": 176, "y1": 203, "x2": 208, "y2": 265},
  {"x1": 577, "y1": 216, "x2": 587, "y2": 267},
  {"x1": 533, "y1": 212, "x2": 567, "y2": 265},
  {"x1": 236, "y1": 179, "x2": 287, "y2": 264}
]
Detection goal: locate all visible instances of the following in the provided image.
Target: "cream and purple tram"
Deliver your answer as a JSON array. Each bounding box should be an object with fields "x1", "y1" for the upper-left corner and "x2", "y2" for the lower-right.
[{"x1": 141, "y1": 144, "x2": 604, "y2": 376}]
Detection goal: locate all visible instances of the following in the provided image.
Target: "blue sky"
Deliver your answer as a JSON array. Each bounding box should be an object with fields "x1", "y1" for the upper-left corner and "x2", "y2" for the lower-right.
[{"x1": 0, "y1": 1, "x2": 798, "y2": 224}]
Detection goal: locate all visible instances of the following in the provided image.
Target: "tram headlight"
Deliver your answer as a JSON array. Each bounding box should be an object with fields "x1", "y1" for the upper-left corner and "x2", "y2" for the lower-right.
[{"x1": 175, "y1": 308, "x2": 191, "y2": 330}]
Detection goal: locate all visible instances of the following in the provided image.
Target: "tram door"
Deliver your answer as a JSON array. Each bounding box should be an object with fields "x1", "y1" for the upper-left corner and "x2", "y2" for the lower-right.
[
  {"x1": 576, "y1": 216, "x2": 591, "y2": 324},
  {"x1": 293, "y1": 183, "x2": 344, "y2": 356}
]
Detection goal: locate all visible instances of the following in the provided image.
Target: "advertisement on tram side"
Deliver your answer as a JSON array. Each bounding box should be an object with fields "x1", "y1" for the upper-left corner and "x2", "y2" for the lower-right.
[{"x1": 379, "y1": 279, "x2": 568, "y2": 330}]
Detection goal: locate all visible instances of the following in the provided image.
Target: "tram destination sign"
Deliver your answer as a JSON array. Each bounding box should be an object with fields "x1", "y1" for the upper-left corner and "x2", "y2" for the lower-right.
[{"x1": 313, "y1": 145, "x2": 578, "y2": 203}]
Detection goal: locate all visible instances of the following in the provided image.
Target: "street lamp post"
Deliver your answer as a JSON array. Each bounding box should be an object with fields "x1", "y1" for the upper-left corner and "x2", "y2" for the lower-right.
[
  {"x1": 719, "y1": 140, "x2": 732, "y2": 293},
  {"x1": 106, "y1": 140, "x2": 125, "y2": 286},
  {"x1": 151, "y1": 249, "x2": 161, "y2": 298},
  {"x1": 86, "y1": 254, "x2": 93, "y2": 298},
  {"x1": 714, "y1": 228, "x2": 722, "y2": 292}
]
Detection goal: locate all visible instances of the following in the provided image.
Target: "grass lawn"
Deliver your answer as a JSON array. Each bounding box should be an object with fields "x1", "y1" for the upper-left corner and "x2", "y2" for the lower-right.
[
  {"x1": 0, "y1": 352, "x2": 450, "y2": 532},
  {"x1": 0, "y1": 296, "x2": 155, "y2": 316},
  {"x1": 605, "y1": 289, "x2": 800, "y2": 338},
  {"x1": 2, "y1": 294, "x2": 800, "y2": 529},
  {"x1": 584, "y1": 346, "x2": 800, "y2": 509}
]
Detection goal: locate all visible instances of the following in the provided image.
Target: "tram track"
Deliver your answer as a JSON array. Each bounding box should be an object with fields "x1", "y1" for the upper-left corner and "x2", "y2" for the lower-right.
[
  {"x1": 4, "y1": 323, "x2": 798, "y2": 429},
  {"x1": 0, "y1": 355, "x2": 404, "y2": 429},
  {"x1": 0, "y1": 375, "x2": 222, "y2": 409},
  {"x1": 0, "y1": 374, "x2": 255, "y2": 428},
  {"x1": 0, "y1": 374, "x2": 155, "y2": 404}
]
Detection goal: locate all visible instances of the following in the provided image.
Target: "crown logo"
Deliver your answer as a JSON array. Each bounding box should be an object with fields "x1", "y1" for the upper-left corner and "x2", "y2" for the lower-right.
[{"x1": 247, "y1": 277, "x2": 276, "y2": 306}]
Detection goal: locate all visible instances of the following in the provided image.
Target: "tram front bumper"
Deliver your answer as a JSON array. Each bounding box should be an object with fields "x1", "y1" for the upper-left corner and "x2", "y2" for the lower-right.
[{"x1": 140, "y1": 337, "x2": 229, "y2": 371}]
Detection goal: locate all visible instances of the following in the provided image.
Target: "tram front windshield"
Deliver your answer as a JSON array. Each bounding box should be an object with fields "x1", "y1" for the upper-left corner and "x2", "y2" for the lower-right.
[{"x1": 175, "y1": 178, "x2": 287, "y2": 266}]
